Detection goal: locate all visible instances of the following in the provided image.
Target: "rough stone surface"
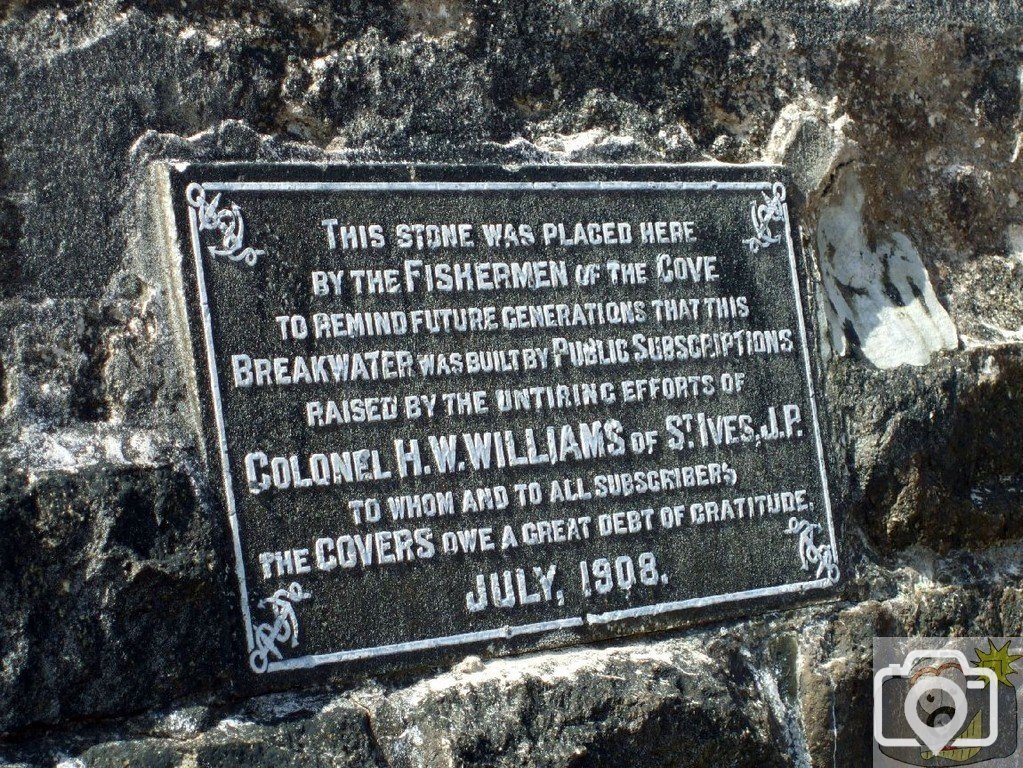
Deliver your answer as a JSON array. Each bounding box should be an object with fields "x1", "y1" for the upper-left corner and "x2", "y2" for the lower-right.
[{"x1": 2, "y1": 1, "x2": 1023, "y2": 766}]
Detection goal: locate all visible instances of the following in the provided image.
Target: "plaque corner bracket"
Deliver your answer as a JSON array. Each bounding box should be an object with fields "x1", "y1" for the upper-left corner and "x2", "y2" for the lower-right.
[
  {"x1": 185, "y1": 182, "x2": 266, "y2": 267},
  {"x1": 743, "y1": 181, "x2": 788, "y2": 253},
  {"x1": 248, "y1": 582, "x2": 312, "y2": 674},
  {"x1": 785, "y1": 516, "x2": 841, "y2": 587}
]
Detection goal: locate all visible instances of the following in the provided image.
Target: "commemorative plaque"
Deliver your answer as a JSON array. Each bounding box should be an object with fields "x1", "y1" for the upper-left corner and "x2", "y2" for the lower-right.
[{"x1": 161, "y1": 163, "x2": 839, "y2": 675}]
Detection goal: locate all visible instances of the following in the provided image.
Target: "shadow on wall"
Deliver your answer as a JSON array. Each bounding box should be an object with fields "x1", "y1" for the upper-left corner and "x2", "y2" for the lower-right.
[{"x1": 817, "y1": 173, "x2": 958, "y2": 369}]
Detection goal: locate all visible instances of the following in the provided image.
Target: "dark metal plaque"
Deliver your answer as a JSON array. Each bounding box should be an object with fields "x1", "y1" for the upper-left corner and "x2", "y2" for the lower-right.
[{"x1": 162, "y1": 163, "x2": 839, "y2": 675}]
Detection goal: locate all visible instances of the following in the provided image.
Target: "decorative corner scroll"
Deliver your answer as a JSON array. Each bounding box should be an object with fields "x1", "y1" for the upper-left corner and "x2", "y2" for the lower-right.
[
  {"x1": 186, "y1": 182, "x2": 266, "y2": 266},
  {"x1": 785, "y1": 517, "x2": 840, "y2": 585},
  {"x1": 743, "y1": 181, "x2": 787, "y2": 253},
  {"x1": 249, "y1": 582, "x2": 311, "y2": 673}
]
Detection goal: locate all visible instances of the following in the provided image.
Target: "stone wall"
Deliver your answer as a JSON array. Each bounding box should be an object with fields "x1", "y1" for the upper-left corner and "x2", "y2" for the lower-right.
[{"x1": 2, "y1": 1, "x2": 1023, "y2": 765}]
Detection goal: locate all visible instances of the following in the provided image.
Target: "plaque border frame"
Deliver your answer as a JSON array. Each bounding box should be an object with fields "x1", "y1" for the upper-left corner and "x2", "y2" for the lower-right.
[{"x1": 172, "y1": 166, "x2": 839, "y2": 674}]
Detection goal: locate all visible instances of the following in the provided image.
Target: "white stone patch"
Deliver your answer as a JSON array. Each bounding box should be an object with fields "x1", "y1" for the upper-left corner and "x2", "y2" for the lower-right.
[
  {"x1": 214, "y1": 717, "x2": 254, "y2": 733},
  {"x1": 6, "y1": 425, "x2": 176, "y2": 476},
  {"x1": 816, "y1": 174, "x2": 958, "y2": 368},
  {"x1": 103, "y1": 434, "x2": 127, "y2": 464},
  {"x1": 746, "y1": 653, "x2": 812, "y2": 768},
  {"x1": 389, "y1": 724, "x2": 431, "y2": 768},
  {"x1": 395, "y1": 639, "x2": 713, "y2": 712},
  {"x1": 1007, "y1": 223, "x2": 1023, "y2": 263},
  {"x1": 158, "y1": 709, "x2": 206, "y2": 739},
  {"x1": 534, "y1": 129, "x2": 636, "y2": 160},
  {"x1": 399, "y1": 645, "x2": 611, "y2": 708},
  {"x1": 451, "y1": 654, "x2": 485, "y2": 674}
]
